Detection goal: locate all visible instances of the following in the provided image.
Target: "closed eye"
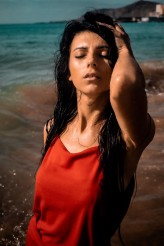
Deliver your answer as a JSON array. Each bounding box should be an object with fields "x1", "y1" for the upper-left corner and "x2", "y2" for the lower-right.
[{"x1": 75, "y1": 54, "x2": 86, "y2": 58}]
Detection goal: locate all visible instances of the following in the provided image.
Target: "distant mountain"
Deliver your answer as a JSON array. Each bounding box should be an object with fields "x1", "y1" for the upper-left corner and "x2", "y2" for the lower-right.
[{"x1": 93, "y1": 0, "x2": 164, "y2": 22}]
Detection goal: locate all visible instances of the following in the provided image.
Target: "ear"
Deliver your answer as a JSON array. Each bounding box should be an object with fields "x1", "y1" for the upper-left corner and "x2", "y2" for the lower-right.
[{"x1": 68, "y1": 75, "x2": 72, "y2": 81}]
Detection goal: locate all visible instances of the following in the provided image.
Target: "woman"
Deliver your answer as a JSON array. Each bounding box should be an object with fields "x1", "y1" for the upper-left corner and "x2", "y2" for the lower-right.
[{"x1": 26, "y1": 12, "x2": 155, "y2": 246}]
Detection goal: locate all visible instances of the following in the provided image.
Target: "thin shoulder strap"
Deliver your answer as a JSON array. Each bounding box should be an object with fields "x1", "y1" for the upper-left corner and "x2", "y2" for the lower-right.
[
  {"x1": 45, "y1": 120, "x2": 50, "y2": 134},
  {"x1": 45, "y1": 118, "x2": 54, "y2": 134}
]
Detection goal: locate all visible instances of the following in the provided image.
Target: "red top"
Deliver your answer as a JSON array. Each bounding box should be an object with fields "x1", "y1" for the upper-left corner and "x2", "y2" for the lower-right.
[{"x1": 26, "y1": 136, "x2": 134, "y2": 246}]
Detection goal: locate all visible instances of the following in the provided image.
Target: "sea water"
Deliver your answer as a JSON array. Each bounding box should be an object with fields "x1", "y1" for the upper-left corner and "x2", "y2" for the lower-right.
[{"x1": 0, "y1": 21, "x2": 164, "y2": 87}]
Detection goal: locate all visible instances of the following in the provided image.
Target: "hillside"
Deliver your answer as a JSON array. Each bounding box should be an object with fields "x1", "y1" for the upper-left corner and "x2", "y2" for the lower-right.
[{"x1": 94, "y1": 0, "x2": 164, "y2": 22}]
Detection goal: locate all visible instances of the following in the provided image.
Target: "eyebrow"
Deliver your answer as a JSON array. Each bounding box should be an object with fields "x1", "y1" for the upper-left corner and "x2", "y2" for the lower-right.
[{"x1": 73, "y1": 45, "x2": 110, "y2": 52}]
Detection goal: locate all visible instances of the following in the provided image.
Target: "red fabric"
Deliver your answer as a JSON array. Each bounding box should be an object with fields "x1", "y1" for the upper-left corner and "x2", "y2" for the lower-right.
[{"x1": 26, "y1": 137, "x2": 105, "y2": 246}]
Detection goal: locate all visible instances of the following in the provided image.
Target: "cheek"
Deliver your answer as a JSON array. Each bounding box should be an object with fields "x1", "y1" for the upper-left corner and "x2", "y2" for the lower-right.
[
  {"x1": 69, "y1": 65, "x2": 77, "y2": 81},
  {"x1": 69, "y1": 60, "x2": 83, "y2": 81}
]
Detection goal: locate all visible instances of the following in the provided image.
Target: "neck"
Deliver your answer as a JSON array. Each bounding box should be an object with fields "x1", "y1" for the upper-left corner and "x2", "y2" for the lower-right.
[
  {"x1": 76, "y1": 91, "x2": 109, "y2": 132},
  {"x1": 60, "y1": 91, "x2": 109, "y2": 150}
]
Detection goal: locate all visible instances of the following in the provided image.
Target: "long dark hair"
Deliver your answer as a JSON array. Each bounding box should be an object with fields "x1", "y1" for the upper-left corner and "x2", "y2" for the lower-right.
[{"x1": 42, "y1": 11, "x2": 125, "y2": 192}]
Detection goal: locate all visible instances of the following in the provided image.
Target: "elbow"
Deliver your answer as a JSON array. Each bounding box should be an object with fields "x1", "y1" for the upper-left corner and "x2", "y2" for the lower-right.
[
  {"x1": 122, "y1": 116, "x2": 156, "y2": 151},
  {"x1": 134, "y1": 116, "x2": 156, "y2": 150},
  {"x1": 147, "y1": 117, "x2": 156, "y2": 145}
]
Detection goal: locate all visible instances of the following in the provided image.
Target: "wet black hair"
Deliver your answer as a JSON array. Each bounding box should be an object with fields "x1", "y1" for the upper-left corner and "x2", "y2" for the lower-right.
[{"x1": 42, "y1": 11, "x2": 124, "y2": 192}]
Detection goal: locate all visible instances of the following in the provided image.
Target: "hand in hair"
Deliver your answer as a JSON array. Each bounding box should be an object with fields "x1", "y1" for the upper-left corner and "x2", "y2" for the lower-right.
[{"x1": 97, "y1": 21, "x2": 132, "y2": 56}]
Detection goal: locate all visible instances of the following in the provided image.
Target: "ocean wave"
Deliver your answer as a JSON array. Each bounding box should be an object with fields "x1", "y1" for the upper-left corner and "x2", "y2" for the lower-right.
[{"x1": 140, "y1": 60, "x2": 164, "y2": 93}]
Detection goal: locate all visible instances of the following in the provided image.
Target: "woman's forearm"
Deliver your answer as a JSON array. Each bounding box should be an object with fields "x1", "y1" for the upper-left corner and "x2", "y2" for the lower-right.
[{"x1": 110, "y1": 49, "x2": 149, "y2": 147}]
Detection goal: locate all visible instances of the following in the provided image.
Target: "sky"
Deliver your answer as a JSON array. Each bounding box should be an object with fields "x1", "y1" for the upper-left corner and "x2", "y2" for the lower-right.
[{"x1": 0, "y1": 0, "x2": 164, "y2": 24}]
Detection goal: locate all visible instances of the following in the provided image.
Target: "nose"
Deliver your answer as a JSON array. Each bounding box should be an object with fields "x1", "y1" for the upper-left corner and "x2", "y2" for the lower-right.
[
  {"x1": 87, "y1": 61, "x2": 96, "y2": 67},
  {"x1": 87, "y1": 54, "x2": 97, "y2": 68}
]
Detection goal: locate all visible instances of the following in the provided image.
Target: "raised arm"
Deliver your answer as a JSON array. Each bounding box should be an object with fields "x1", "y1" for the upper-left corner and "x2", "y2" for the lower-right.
[
  {"x1": 98, "y1": 21, "x2": 155, "y2": 186},
  {"x1": 109, "y1": 23, "x2": 155, "y2": 149}
]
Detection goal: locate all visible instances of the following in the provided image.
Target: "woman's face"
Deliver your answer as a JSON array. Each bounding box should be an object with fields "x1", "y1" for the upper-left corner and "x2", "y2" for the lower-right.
[{"x1": 68, "y1": 31, "x2": 113, "y2": 97}]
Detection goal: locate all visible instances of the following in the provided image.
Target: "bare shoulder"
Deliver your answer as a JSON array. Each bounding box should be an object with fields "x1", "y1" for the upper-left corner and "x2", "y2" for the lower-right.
[{"x1": 43, "y1": 118, "x2": 54, "y2": 146}]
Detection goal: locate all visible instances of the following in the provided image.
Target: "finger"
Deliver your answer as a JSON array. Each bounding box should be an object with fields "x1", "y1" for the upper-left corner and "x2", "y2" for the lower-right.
[
  {"x1": 114, "y1": 23, "x2": 125, "y2": 35},
  {"x1": 96, "y1": 22, "x2": 115, "y2": 31},
  {"x1": 115, "y1": 23, "x2": 130, "y2": 41},
  {"x1": 114, "y1": 22, "x2": 124, "y2": 30}
]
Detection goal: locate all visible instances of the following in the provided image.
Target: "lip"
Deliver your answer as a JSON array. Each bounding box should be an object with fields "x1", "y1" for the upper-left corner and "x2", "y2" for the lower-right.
[{"x1": 83, "y1": 73, "x2": 100, "y2": 80}]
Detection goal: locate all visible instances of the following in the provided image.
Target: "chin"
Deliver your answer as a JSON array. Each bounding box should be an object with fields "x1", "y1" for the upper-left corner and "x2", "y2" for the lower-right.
[{"x1": 78, "y1": 88, "x2": 109, "y2": 98}]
